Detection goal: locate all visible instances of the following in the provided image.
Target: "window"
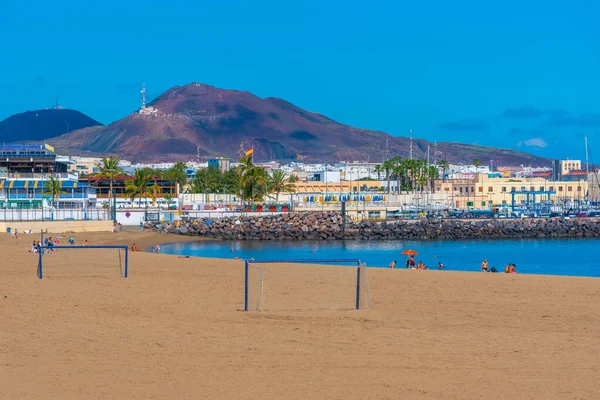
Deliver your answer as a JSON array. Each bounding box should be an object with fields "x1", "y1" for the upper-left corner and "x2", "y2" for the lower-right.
[
  {"x1": 467, "y1": 201, "x2": 474, "y2": 207},
  {"x1": 481, "y1": 202, "x2": 486, "y2": 206},
  {"x1": 530, "y1": 186, "x2": 535, "y2": 192},
  {"x1": 471, "y1": 187, "x2": 474, "y2": 193},
  {"x1": 501, "y1": 187, "x2": 506, "y2": 192},
  {"x1": 478, "y1": 187, "x2": 483, "y2": 193},
  {"x1": 539, "y1": 187, "x2": 544, "y2": 192},
  {"x1": 501, "y1": 200, "x2": 507, "y2": 204},
  {"x1": 459, "y1": 187, "x2": 463, "y2": 193},
  {"x1": 577, "y1": 186, "x2": 582, "y2": 192},
  {"x1": 511, "y1": 187, "x2": 516, "y2": 192},
  {"x1": 549, "y1": 186, "x2": 554, "y2": 191},
  {"x1": 568, "y1": 186, "x2": 573, "y2": 192},
  {"x1": 488, "y1": 187, "x2": 493, "y2": 192},
  {"x1": 444, "y1": 187, "x2": 449, "y2": 191},
  {"x1": 558, "y1": 186, "x2": 563, "y2": 192},
  {"x1": 521, "y1": 187, "x2": 526, "y2": 192}
]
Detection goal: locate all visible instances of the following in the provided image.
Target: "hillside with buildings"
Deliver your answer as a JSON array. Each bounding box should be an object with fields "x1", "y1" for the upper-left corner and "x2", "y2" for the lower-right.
[
  {"x1": 0, "y1": 106, "x2": 102, "y2": 142},
  {"x1": 47, "y1": 83, "x2": 551, "y2": 166}
]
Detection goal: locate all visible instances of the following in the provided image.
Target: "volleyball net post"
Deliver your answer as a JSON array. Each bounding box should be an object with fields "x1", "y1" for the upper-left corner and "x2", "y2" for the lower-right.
[
  {"x1": 244, "y1": 258, "x2": 370, "y2": 312},
  {"x1": 37, "y1": 245, "x2": 129, "y2": 279}
]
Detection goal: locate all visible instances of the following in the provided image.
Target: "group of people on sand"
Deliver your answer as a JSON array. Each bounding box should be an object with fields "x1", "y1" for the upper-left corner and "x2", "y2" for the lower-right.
[
  {"x1": 389, "y1": 255, "x2": 444, "y2": 270},
  {"x1": 481, "y1": 259, "x2": 518, "y2": 274},
  {"x1": 29, "y1": 237, "x2": 89, "y2": 254}
]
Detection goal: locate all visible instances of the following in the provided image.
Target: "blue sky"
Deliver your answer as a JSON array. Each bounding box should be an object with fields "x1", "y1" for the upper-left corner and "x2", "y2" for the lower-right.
[{"x1": 1, "y1": 0, "x2": 599, "y2": 159}]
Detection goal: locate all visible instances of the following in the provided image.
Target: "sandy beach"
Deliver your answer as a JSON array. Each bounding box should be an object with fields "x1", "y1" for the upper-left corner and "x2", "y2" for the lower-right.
[{"x1": 1, "y1": 230, "x2": 599, "y2": 399}]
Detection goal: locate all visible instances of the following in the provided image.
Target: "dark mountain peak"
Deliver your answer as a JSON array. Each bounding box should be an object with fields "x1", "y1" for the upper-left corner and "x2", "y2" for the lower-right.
[
  {"x1": 47, "y1": 83, "x2": 551, "y2": 166},
  {"x1": 0, "y1": 108, "x2": 102, "y2": 143}
]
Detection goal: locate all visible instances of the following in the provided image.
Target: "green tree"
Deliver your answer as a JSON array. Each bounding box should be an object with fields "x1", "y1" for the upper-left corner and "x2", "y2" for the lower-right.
[
  {"x1": 96, "y1": 156, "x2": 123, "y2": 215},
  {"x1": 268, "y1": 169, "x2": 296, "y2": 203},
  {"x1": 191, "y1": 166, "x2": 223, "y2": 193},
  {"x1": 374, "y1": 164, "x2": 383, "y2": 181},
  {"x1": 428, "y1": 165, "x2": 440, "y2": 192},
  {"x1": 473, "y1": 158, "x2": 482, "y2": 174},
  {"x1": 439, "y1": 159, "x2": 449, "y2": 182},
  {"x1": 239, "y1": 156, "x2": 269, "y2": 202},
  {"x1": 43, "y1": 176, "x2": 67, "y2": 209},
  {"x1": 382, "y1": 159, "x2": 395, "y2": 194},
  {"x1": 125, "y1": 170, "x2": 156, "y2": 211}
]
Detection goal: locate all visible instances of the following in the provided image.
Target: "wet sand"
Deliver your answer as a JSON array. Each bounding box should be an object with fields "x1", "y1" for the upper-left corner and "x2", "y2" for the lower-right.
[{"x1": 1, "y1": 230, "x2": 599, "y2": 399}]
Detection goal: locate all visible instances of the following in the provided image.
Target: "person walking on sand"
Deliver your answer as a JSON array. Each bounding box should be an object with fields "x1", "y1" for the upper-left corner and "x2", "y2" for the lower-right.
[{"x1": 481, "y1": 259, "x2": 489, "y2": 272}]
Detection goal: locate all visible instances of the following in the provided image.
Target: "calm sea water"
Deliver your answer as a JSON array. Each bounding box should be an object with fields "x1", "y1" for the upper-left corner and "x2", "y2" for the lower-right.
[{"x1": 158, "y1": 239, "x2": 600, "y2": 278}]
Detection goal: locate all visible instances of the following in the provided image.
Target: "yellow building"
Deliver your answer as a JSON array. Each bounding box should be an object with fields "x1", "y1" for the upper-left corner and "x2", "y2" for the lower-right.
[
  {"x1": 560, "y1": 160, "x2": 581, "y2": 176},
  {"x1": 436, "y1": 174, "x2": 588, "y2": 209},
  {"x1": 68, "y1": 156, "x2": 103, "y2": 176},
  {"x1": 293, "y1": 181, "x2": 382, "y2": 194}
]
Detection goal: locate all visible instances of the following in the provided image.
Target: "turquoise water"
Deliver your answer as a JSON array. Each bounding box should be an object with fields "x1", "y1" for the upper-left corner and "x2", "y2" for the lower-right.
[{"x1": 158, "y1": 239, "x2": 600, "y2": 278}]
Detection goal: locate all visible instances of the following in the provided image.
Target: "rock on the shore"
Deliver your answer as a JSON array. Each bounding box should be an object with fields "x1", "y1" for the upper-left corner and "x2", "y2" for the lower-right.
[{"x1": 144, "y1": 212, "x2": 600, "y2": 241}]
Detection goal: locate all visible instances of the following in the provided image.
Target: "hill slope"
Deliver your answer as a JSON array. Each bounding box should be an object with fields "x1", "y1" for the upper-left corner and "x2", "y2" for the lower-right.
[
  {"x1": 0, "y1": 108, "x2": 102, "y2": 142},
  {"x1": 49, "y1": 83, "x2": 550, "y2": 166}
]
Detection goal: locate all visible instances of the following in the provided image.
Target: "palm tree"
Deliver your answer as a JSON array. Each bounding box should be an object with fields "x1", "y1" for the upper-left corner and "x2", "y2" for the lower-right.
[
  {"x1": 239, "y1": 156, "x2": 269, "y2": 202},
  {"x1": 125, "y1": 170, "x2": 156, "y2": 213},
  {"x1": 473, "y1": 158, "x2": 482, "y2": 174},
  {"x1": 374, "y1": 164, "x2": 383, "y2": 181},
  {"x1": 382, "y1": 159, "x2": 395, "y2": 194},
  {"x1": 391, "y1": 157, "x2": 404, "y2": 194},
  {"x1": 439, "y1": 159, "x2": 449, "y2": 182},
  {"x1": 268, "y1": 169, "x2": 296, "y2": 203},
  {"x1": 428, "y1": 165, "x2": 440, "y2": 192},
  {"x1": 96, "y1": 156, "x2": 123, "y2": 215},
  {"x1": 43, "y1": 176, "x2": 67, "y2": 211}
]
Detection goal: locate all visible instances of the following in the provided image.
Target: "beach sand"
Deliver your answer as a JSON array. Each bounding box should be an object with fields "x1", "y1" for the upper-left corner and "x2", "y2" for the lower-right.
[{"x1": 1, "y1": 230, "x2": 599, "y2": 399}]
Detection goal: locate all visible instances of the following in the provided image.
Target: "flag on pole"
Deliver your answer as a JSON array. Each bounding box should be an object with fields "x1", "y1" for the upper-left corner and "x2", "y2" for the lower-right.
[{"x1": 245, "y1": 147, "x2": 254, "y2": 156}]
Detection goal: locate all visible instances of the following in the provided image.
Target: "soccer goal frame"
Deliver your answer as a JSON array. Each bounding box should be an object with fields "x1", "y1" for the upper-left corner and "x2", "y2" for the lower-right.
[
  {"x1": 244, "y1": 258, "x2": 368, "y2": 312},
  {"x1": 37, "y1": 245, "x2": 129, "y2": 279}
]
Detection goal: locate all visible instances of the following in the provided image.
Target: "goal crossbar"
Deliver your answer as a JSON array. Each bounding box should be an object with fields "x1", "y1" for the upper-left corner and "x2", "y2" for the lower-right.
[
  {"x1": 37, "y1": 245, "x2": 129, "y2": 279},
  {"x1": 244, "y1": 258, "x2": 363, "y2": 312}
]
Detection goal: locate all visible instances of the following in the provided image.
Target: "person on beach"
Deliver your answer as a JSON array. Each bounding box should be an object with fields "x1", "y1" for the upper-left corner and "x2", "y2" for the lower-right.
[
  {"x1": 437, "y1": 262, "x2": 444, "y2": 269},
  {"x1": 29, "y1": 241, "x2": 37, "y2": 253},
  {"x1": 83, "y1": 240, "x2": 88, "y2": 247},
  {"x1": 481, "y1": 259, "x2": 489, "y2": 272},
  {"x1": 389, "y1": 261, "x2": 397, "y2": 269},
  {"x1": 504, "y1": 263, "x2": 518, "y2": 273},
  {"x1": 155, "y1": 245, "x2": 161, "y2": 254},
  {"x1": 131, "y1": 243, "x2": 140, "y2": 252}
]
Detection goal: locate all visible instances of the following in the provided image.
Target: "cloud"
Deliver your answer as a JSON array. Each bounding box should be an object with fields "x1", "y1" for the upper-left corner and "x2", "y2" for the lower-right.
[
  {"x1": 503, "y1": 106, "x2": 547, "y2": 118},
  {"x1": 438, "y1": 119, "x2": 489, "y2": 131},
  {"x1": 517, "y1": 138, "x2": 548, "y2": 148},
  {"x1": 502, "y1": 106, "x2": 570, "y2": 120},
  {"x1": 546, "y1": 113, "x2": 600, "y2": 128}
]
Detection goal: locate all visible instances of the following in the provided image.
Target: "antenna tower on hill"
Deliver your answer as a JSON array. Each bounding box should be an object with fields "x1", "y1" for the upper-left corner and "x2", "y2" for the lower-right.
[{"x1": 141, "y1": 83, "x2": 146, "y2": 109}]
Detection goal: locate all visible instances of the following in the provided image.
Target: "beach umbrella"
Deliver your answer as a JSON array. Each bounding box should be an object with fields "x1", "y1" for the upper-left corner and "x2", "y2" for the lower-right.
[{"x1": 401, "y1": 249, "x2": 418, "y2": 256}]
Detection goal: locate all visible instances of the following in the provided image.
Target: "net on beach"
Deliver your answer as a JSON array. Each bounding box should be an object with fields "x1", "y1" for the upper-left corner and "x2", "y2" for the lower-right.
[
  {"x1": 245, "y1": 259, "x2": 370, "y2": 312},
  {"x1": 36, "y1": 246, "x2": 128, "y2": 279}
]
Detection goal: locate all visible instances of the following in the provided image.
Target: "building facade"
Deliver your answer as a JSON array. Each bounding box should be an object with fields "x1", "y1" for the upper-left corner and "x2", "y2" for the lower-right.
[{"x1": 437, "y1": 174, "x2": 589, "y2": 209}]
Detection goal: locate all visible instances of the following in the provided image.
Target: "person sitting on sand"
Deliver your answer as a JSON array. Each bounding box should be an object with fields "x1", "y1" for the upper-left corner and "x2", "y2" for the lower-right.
[
  {"x1": 83, "y1": 240, "x2": 88, "y2": 247},
  {"x1": 131, "y1": 243, "x2": 140, "y2": 252},
  {"x1": 510, "y1": 263, "x2": 518, "y2": 274},
  {"x1": 389, "y1": 260, "x2": 397, "y2": 269},
  {"x1": 30, "y1": 241, "x2": 37, "y2": 253},
  {"x1": 417, "y1": 261, "x2": 424, "y2": 270},
  {"x1": 68, "y1": 237, "x2": 75, "y2": 245},
  {"x1": 505, "y1": 263, "x2": 517, "y2": 273},
  {"x1": 437, "y1": 261, "x2": 444, "y2": 269},
  {"x1": 481, "y1": 259, "x2": 489, "y2": 272}
]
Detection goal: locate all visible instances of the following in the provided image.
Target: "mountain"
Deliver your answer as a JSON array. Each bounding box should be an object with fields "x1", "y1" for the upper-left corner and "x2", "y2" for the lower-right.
[
  {"x1": 48, "y1": 83, "x2": 551, "y2": 166},
  {"x1": 0, "y1": 108, "x2": 102, "y2": 142}
]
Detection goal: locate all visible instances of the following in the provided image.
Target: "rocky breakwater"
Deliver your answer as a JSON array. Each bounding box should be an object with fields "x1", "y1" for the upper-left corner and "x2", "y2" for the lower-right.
[{"x1": 146, "y1": 213, "x2": 600, "y2": 241}]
